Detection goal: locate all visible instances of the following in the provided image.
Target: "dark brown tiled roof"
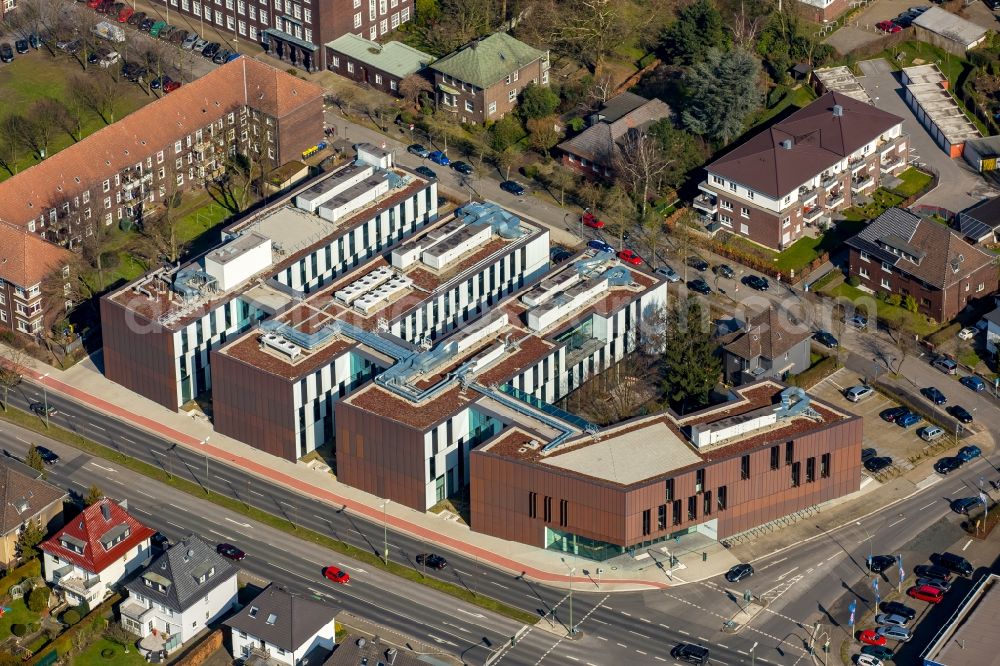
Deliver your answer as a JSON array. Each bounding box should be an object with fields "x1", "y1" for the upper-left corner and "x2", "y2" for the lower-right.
[
  {"x1": 0, "y1": 458, "x2": 67, "y2": 535},
  {"x1": 558, "y1": 97, "x2": 672, "y2": 164},
  {"x1": 723, "y1": 307, "x2": 811, "y2": 361},
  {"x1": 708, "y1": 92, "x2": 903, "y2": 198},
  {"x1": 846, "y1": 207, "x2": 996, "y2": 289},
  {"x1": 0, "y1": 221, "x2": 71, "y2": 288}
]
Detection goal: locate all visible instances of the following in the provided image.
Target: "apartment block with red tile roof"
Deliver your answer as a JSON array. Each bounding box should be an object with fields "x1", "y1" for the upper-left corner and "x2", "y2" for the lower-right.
[
  {"x1": 41, "y1": 497, "x2": 155, "y2": 607},
  {"x1": 0, "y1": 221, "x2": 72, "y2": 339},
  {"x1": 100, "y1": 145, "x2": 440, "y2": 413},
  {"x1": 695, "y1": 92, "x2": 909, "y2": 251}
]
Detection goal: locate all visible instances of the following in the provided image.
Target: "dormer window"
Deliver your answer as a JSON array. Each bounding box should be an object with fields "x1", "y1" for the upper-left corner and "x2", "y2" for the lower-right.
[{"x1": 248, "y1": 606, "x2": 259, "y2": 619}]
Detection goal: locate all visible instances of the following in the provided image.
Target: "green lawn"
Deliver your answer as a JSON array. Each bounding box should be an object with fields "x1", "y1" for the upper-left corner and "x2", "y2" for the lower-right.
[
  {"x1": 0, "y1": 597, "x2": 41, "y2": 639},
  {"x1": 841, "y1": 188, "x2": 905, "y2": 222},
  {"x1": 878, "y1": 41, "x2": 967, "y2": 83},
  {"x1": 73, "y1": 638, "x2": 147, "y2": 666},
  {"x1": 749, "y1": 85, "x2": 818, "y2": 132},
  {"x1": 0, "y1": 52, "x2": 154, "y2": 182},
  {"x1": 773, "y1": 219, "x2": 865, "y2": 275},
  {"x1": 891, "y1": 167, "x2": 933, "y2": 197},
  {"x1": 825, "y1": 281, "x2": 943, "y2": 336}
]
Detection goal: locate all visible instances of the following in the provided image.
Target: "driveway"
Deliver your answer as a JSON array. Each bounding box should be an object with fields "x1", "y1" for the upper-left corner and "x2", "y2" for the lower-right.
[{"x1": 856, "y1": 58, "x2": 995, "y2": 213}]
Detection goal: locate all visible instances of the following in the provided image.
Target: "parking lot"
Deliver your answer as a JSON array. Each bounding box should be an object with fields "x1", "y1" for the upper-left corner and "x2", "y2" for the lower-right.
[{"x1": 813, "y1": 367, "x2": 953, "y2": 474}]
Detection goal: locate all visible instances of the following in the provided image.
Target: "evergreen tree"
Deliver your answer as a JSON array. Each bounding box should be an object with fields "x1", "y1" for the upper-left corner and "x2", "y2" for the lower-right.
[
  {"x1": 662, "y1": 298, "x2": 721, "y2": 412},
  {"x1": 25, "y1": 445, "x2": 46, "y2": 476},
  {"x1": 83, "y1": 484, "x2": 104, "y2": 507},
  {"x1": 661, "y1": 0, "x2": 726, "y2": 67},
  {"x1": 681, "y1": 49, "x2": 764, "y2": 144},
  {"x1": 17, "y1": 519, "x2": 46, "y2": 560}
]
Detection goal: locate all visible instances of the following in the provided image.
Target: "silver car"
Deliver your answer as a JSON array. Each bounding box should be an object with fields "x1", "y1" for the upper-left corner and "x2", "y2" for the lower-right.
[
  {"x1": 192, "y1": 38, "x2": 209, "y2": 52},
  {"x1": 182, "y1": 32, "x2": 200, "y2": 49},
  {"x1": 875, "y1": 613, "x2": 909, "y2": 627},
  {"x1": 876, "y1": 625, "x2": 911, "y2": 642},
  {"x1": 916, "y1": 577, "x2": 952, "y2": 592},
  {"x1": 655, "y1": 266, "x2": 681, "y2": 283}
]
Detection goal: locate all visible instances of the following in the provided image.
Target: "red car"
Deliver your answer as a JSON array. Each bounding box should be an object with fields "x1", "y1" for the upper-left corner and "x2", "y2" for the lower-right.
[
  {"x1": 323, "y1": 566, "x2": 350, "y2": 584},
  {"x1": 877, "y1": 20, "x2": 902, "y2": 33},
  {"x1": 858, "y1": 629, "x2": 887, "y2": 646},
  {"x1": 908, "y1": 584, "x2": 945, "y2": 603},
  {"x1": 581, "y1": 212, "x2": 605, "y2": 229},
  {"x1": 87, "y1": 0, "x2": 102, "y2": 7},
  {"x1": 118, "y1": 6, "x2": 134, "y2": 21},
  {"x1": 618, "y1": 249, "x2": 642, "y2": 265},
  {"x1": 164, "y1": 80, "x2": 181, "y2": 93}
]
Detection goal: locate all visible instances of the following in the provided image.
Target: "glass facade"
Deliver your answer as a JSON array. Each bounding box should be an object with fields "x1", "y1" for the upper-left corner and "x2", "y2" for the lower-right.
[{"x1": 545, "y1": 526, "x2": 699, "y2": 562}]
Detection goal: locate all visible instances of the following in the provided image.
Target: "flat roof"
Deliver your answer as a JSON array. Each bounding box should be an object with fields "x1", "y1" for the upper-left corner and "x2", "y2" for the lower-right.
[
  {"x1": 902, "y1": 63, "x2": 946, "y2": 86},
  {"x1": 541, "y1": 421, "x2": 702, "y2": 484},
  {"x1": 922, "y1": 574, "x2": 1000, "y2": 666},
  {"x1": 905, "y1": 82, "x2": 981, "y2": 145},
  {"x1": 813, "y1": 66, "x2": 873, "y2": 104},
  {"x1": 914, "y1": 6, "x2": 988, "y2": 47}
]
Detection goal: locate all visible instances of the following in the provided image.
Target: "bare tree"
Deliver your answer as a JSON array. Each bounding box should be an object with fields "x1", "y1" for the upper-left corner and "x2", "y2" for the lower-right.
[
  {"x1": 550, "y1": 0, "x2": 632, "y2": 70},
  {"x1": 17, "y1": 101, "x2": 62, "y2": 159},
  {"x1": 71, "y1": 71, "x2": 122, "y2": 125},
  {"x1": 638, "y1": 208, "x2": 668, "y2": 269},
  {"x1": 729, "y1": 0, "x2": 765, "y2": 50},
  {"x1": 0, "y1": 114, "x2": 26, "y2": 176},
  {"x1": 371, "y1": 104, "x2": 398, "y2": 132},
  {"x1": 587, "y1": 71, "x2": 616, "y2": 108},
  {"x1": 577, "y1": 179, "x2": 603, "y2": 214},
  {"x1": 526, "y1": 116, "x2": 561, "y2": 155},
  {"x1": 547, "y1": 166, "x2": 577, "y2": 206},
  {"x1": 670, "y1": 208, "x2": 698, "y2": 281},
  {"x1": 494, "y1": 146, "x2": 520, "y2": 181},
  {"x1": 139, "y1": 186, "x2": 186, "y2": 263},
  {"x1": 334, "y1": 87, "x2": 359, "y2": 118},
  {"x1": 613, "y1": 130, "x2": 668, "y2": 217},
  {"x1": 0, "y1": 347, "x2": 27, "y2": 413},
  {"x1": 602, "y1": 184, "x2": 635, "y2": 250},
  {"x1": 399, "y1": 74, "x2": 433, "y2": 109}
]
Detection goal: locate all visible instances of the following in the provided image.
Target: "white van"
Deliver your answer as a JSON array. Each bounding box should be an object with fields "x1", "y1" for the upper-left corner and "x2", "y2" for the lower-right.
[
  {"x1": 918, "y1": 425, "x2": 945, "y2": 442},
  {"x1": 845, "y1": 385, "x2": 874, "y2": 402}
]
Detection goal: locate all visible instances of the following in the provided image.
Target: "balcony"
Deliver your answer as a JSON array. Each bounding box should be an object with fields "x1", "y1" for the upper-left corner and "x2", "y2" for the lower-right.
[
  {"x1": 692, "y1": 194, "x2": 718, "y2": 214},
  {"x1": 697, "y1": 180, "x2": 717, "y2": 196},
  {"x1": 851, "y1": 160, "x2": 869, "y2": 174},
  {"x1": 881, "y1": 155, "x2": 903, "y2": 172},
  {"x1": 803, "y1": 206, "x2": 824, "y2": 223},
  {"x1": 828, "y1": 191, "x2": 845, "y2": 208},
  {"x1": 851, "y1": 176, "x2": 875, "y2": 193},
  {"x1": 820, "y1": 174, "x2": 839, "y2": 190},
  {"x1": 120, "y1": 599, "x2": 154, "y2": 627}
]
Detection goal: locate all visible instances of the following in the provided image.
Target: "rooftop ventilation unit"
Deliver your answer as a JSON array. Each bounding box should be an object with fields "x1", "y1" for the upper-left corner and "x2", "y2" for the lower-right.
[
  {"x1": 260, "y1": 332, "x2": 302, "y2": 360},
  {"x1": 780, "y1": 139, "x2": 793, "y2": 150},
  {"x1": 353, "y1": 274, "x2": 414, "y2": 314},
  {"x1": 833, "y1": 104, "x2": 844, "y2": 117},
  {"x1": 334, "y1": 265, "x2": 395, "y2": 305}
]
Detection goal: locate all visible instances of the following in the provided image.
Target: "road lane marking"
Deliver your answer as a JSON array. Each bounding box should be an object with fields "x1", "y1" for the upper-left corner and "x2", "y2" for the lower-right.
[
  {"x1": 90, "y1": 462, "x2": 115, "y2": 472},
  {"x1": 679, "y1": 630, "x2": 690, "y2": 636},
  {"x1": 640, "y1": 617, "x2": 651, "y2": 623},
  {"x1": 455, "y1": 609, "x2": 485, "y2": 619},
  {"x1": 776, "y1": 567, "x2": 799, "y2": 581},
  {"x1": 635, "y1": 650, "x2": 647, "y2": 655},
  {"x1": 491, "y1": 581, "x2": 510, "y2": 590},
  {"x1": 134, "y1": 489, "x2": 153, "y2": 498},
  {"x1": 737, "y1": 650, "x2": 748, "y2": 655},
  {"x1": 826, "y1": 554, "x2": 838, "y2": 562},
  {"x1": 620, "y1": 611, "x2": 631, "y2": 616},
  {"x1": 659, "y1": 623, "x2": 670, "y2": 629},
  {"x1": 597, "y1": 636, "x2": 607, "y2": 641},
  {"x1": 591, "y1": 618, "x2": 608, "y2": 625},
  {"x1": 962, "y1": 539, "x2": 973, "y2": 551},
  {"x1": 655, "y1": 657, "x2": 667, "y2": 662},
  {"x1": 337, "y1": 562, "x2": 368, "y2": 574},
  {"x1": 888, "y1": 517, "x2": 907, "y2": 528},
  {"x1": 225, "y1": 517, "x2": 252, "y2": 528},
  {"x1": 166, "y1": 521, "x2": 185, "y2": 530},
  {"x1": 697, "y1": 636, "x2": 709, "y2": 642},
  {"x1": 427, "y1": 635, "x2": 458, "y2": 647},
  {"x1": 249, "y1": 489, "x2": 265, "y2": 496},
  {"x1": 90, "y1": 424, "x2": 105, "y2": 431},
  {"x1": 628, "y1": 630, "x2": 649, "y2": 639},
  {"x1": 566, "y1": 656, "x2": 579, "y2": 662},
  {"x1": 616, "y1": 643, "x2": 627, "y2": 648},
  {"x1": 920, "y1": 501, "x2": 936, "y2": 510},
  {"x1": 757, "y1": 557, "x2": 788, "y2": 572}
]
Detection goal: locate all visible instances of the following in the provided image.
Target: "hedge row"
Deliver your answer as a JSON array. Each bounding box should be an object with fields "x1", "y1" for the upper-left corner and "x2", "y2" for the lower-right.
[
  {"x1": 1, "y1": 558, "x2": 41, "y2": 597},
  {"x1": 29, "y1": 594, "x2": 120, "y2": 666},
  {"x1": 787, "y1": 356, "x2": 839, "y2": 389},
  {"x1": 927, "y1": 322, "x2": 962, "y2": 347}
]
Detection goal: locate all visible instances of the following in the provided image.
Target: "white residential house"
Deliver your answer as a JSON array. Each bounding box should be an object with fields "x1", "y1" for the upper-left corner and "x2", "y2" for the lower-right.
[
  {"x1": 120, "y1": 535, "x2": 239, "y2": 656},
  {"x1": 226, "y1": 584, "x2": 338, "y2": 665},
  {"x1": 984, "y1": 307, "x2": 1000, "y2": 356},
  {"x1": 40, "y1": 498, "x2": 154, "y2": 608}
]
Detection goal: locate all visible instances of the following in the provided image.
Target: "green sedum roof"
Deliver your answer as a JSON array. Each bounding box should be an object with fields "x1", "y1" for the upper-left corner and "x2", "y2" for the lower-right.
[
  {"x1": 326, "y1": 34, "x2": 434, "y2": 79},
  {"x1": 430, "y1": 32, "x2": 546, "y2": 89}
]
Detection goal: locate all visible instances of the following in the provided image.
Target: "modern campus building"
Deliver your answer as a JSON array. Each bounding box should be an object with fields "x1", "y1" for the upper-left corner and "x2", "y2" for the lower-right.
[
  {"x1": 921, "y1": 573, "x2": 998, "y2": 666},
  {"x1": 471, "y1": 380, "x2": 862, "y2": 559},
  {"x1": 101, "y1": 145, "x2": 440, "y2": 414},
  {"x1": 696, "y1": 92, "x2": 909, "y2": 250}
]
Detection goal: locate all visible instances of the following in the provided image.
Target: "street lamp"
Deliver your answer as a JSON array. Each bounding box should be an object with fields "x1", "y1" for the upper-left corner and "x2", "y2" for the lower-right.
[
  {"x1": 561, "y1": 556, "x2": 577, "y2": 635},
  {"x1": 202, "y1": 436, "x2": 211, "y2": 486},
  {"x1": 856, "y1": 521, "x2": 873, "y2": 571},
  {"x1": 750, "y1": 641, "x2": 758, "y2": 666},
  {"x1": 40, "y1": 372, "x2": 51, "y2": 428},
  {"x1": 381, "y1": 499, "x2": 390, "y2": 564}
]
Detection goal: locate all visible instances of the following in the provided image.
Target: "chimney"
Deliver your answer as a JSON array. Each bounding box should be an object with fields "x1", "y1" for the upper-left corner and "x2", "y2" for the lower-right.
[
  {"x1": 833, "y1": 104, "x2": 844, "y2": 117},
  {"x1": 780, "y1": 139, "x2": 794, "y2": 150}
]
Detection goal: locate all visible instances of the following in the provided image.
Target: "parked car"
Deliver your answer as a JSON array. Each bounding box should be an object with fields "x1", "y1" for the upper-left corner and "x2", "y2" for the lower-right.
[
  {"x1": 415, "y1": 553, "x2": 447, "y2": 569},
  {"x1": 618, "y1": 249, "x2": 642, "y2": 265},
  {"x1": 0, "y1": 43, "x2": 14, "y2": 63},
  {"x1": 957, "y1": 326, "x2": 977, "y2": 340},
  {"x1": 742, "y1": 274, "x2": 769, "y2": 291},
  {"x1": 182, "y1": 32, "x2": 200, "y2": 49},
  {"x1": 500, "y1": 180, "x2": 525, "y2": 196},
  {"x1": 896, "y1": 412, "x2": 922, "y2": 428},
  {"x1": 150, "y1": 75, "x2": 172, "y2": 90},
  {"x1": 714, "y1": 264, "x2": 735, "y2": 279},
  {"x1": 916, "y1": 576, "x2": 952, "y2": 591},
  {"x1": 688, "y1": 279, "x2": 712, "y2": 295},
  {"x1": 581, "y1": 212, "x2": 605, "y2": 229},
  {"x1": 33, "y1": 446, "x2": 60, "y2": 464},
  {"x1": 865, "y1": 456, "x2": 892, "y2": 473},
  {"x1": 879, "y1": 601, "x2": 916, "y2": 621},
  {"x1": 725, "y1": 563, "x2": 754, "y2": 583},
  {"x1": 868, "y1": 555, "x2": 896, "y2": 573},
  {"x1": 932, "y1": 356, "x2": 958, "y2": 374},
  {"x1": 407, "y1": 143, "x2": 430, "y2": 157},
  {"x1": 913, "y1": 565, "x2": 951, "y2": 582},
  {"x1": 202, "y1": 42, "x2": 220, "y2": 58},
  {"x1": 169, "y1": 29, "x2": 188, "y2": 45},
  {"x1": 588, "y1": 239, "x2": 614, "y2": 253},
  {"x1": 148, "y1": 20, "x2": 166, "y2": 37},
  {"x1": 920, "y1": 387, "x2": 946, "y2": 405},
  {"x1": 213, "y1": 48, "x2": 231, "y2": 65},
  {"x1": 670, "y1": 644, "x2": 710, "y2": 665},
  {"x1": 28, "y1": 34, "x2": 40, "y2": 49},
  {"x1": 876, "y1": 20, "x2": 903, "y2": 32},
  {"x1": 861, "y1": 447, "x2": 877, "y2": 463},
  {"x1": 848, "y1": 314, "x2": 869, "y2": 330},
  {"x1": 139, "y1": 18, "x2": 155, "y2": 31},
  {"x1": 414, "y1": 166, "x2": 436, "y2": 179},
  {"x1": 655, "y1": 266, "x2": 681, "y2": 283},
  {"x1": 858, "y1": 629, "x2": 887, "y2": 646},
  {"x1": 117, "y1": 6, "x2": 133, "y2": 22},
  {"x1": 957, "y1": 445, "x2": 982, "y2": 461},
  {"x1": 947, "y1": 405, "x2": 973, "y2": 423},
  {"x1": 908, "y1": 585, "x2": 944, "y2": 603},
  {"x1": 686, "y1": 256, "x2": 709, "y2": 272},
  {"x1": 880, "y1": 406, "x2": 909, "y2": 423},
  {"x1": 225, "y1": 51, "x2": 241, "y2": 62},
  {"x1": 934, "y1": 457, "x2": 962, "y2": 475},
  {"x1": 29, "y1": 402, "x2": 56, "y2": 416},
  {"x1": 846, "y1": 386, "x2": 874, "y2": 402},
  {"x1": 127, "y1": 10, "x2": 146, "y2": 25},
  {"x1": 931, "y1": 551, "x2": 974, "y2": 576},
  {"x1": 550, "y1": 247, "x2": 573, "y2": 263},
  {"x1": 163, "y1": 80, "x2": 181, "y2": 93},
  {"x1": 451, "y1": 160, "x2": 473, "y2": 175},
  {"x1": 216, "y1": 543, "x2": 246, "y2": 560},
  {"x1": 427, "y1": 150, "x2": 450, "y2": 165},
  {"x1": 15, "y1": 40, "x2": 29, "y2": 54},
  {"x1": 876, "y1": 626, "x2": 911, "y2": 643},
  {"x1": 855, "y1": 654, "x2": 883, "y2": 666},
  {"x1": 875, "y1": 614, "x2": 909, "y2": 627},
  {"x1": 860, "y1": 646, "x2": 893, "y2": 663},
  {"x1": 917, "y1": 425, "x2": 945, "y2": 442},
  {"x1": 814, "y1": 331, "x2": 839, "y2": 349},
  {"x1": 323, "y1": 566, "x2": 350, "y2": 583},
  {"x1": 158, "y1": 25, "x2": 176, "y2": 40},
  {"x1": 960, "y1": 375, "x2": 986, "y2": 392}
]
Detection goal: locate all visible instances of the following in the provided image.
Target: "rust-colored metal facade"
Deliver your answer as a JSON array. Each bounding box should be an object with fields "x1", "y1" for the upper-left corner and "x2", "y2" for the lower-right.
[
  {"x1": 470, "y1": 416, "x2": 862, "y2": 551},
  {"x1": 335, "y1": 399, "x2": 428, "y2": 510},
  {"x1": 99, "y1": 297, "x2": 179, "y2": 412},
  {"x1": 210, "y1": 349, "x2": 298, "y2": 461}
]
